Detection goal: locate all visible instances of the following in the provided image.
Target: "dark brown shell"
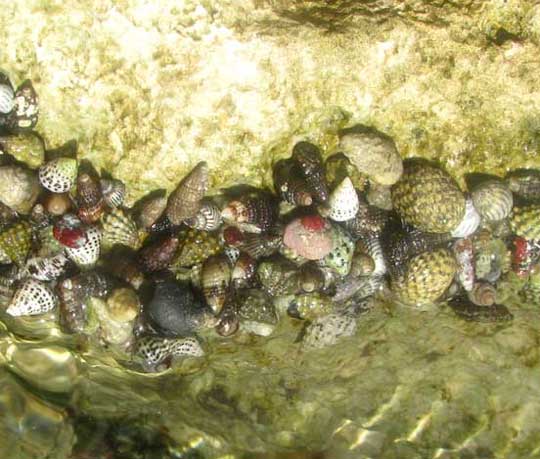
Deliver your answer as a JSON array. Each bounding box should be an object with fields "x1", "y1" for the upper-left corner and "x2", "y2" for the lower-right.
[
  {"x1": 136, "y1": 195, "x2": 167, "y2": 230},
  {"x1": 76, "y1": 173, "x2": 105, "y2": 223},
  {"x1": 448, "y1": 294, "x2": 513, "y2": 322},
  {"x1": 344, "y1": 193, "x2": 389, "y2": 237},
  {"x1": 291, "y1": 141, "x2": 328, "y2": 202},
  {"x1": 231, "y1": 252, "x2": 257, "y2": 289},
  {"x1": 166, "y1": 161, "x2": 208, "y2": 225},
  {"x1": 215, "y1": 300, "x2": 239, "y2": 337},
  {"x1": 138, "y1": 235, "x2": 180, "y2": 273},
  {"x1": 221, "y1": 191, "x2": 278, "y2": 233},
  {"x1": 273, "y1": 158, "x2": 313, "y2": 206},
  {"x1": 222, "y1": 226, "x2": 282, "y2": 259}
]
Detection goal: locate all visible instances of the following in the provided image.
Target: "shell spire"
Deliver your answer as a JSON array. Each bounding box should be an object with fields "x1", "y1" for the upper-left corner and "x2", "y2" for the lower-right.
[
  {"x1": 166, "y1": 161, "x2": 208, "y2": 225},
  {"x1": 319, "y1": 176, "x2": 359, "y2": 222},
  {"x1": 76, "y1": 173, "x2": 105, "y2": 223}
]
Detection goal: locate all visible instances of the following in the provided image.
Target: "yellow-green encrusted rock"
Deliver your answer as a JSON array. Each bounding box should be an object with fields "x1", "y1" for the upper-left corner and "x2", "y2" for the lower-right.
[{"x1": 511, "y1": 205, "x2": 540, "y2": 240}]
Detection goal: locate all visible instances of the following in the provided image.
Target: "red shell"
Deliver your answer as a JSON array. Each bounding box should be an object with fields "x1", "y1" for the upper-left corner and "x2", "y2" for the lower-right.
[
  {"x1": 53, "y1": 216, "x2": 87, "y2": 249},
  {"x1": 512, "y1": 236, "x2": 534, "y2": 277},
  {"x1": 300, "y1": 214, "x2": 326, "y2": 232},
  {"x1": 223, "y1": 226, "x2": 244, "y2": 245}
]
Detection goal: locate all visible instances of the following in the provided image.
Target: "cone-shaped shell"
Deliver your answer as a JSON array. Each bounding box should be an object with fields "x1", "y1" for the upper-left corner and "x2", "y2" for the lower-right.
[
  {"x1": 471, "y1": 180, "x2": 513, "y2": 222},
  {"x1": 273, "y1": 158, "x2": 313, "y2": 207},
  {"x1": 221, "y1": 192, "x2": 278, "y2": 234},
  {"x1": 102, "y1": 208, "x2": 141, "y2": 250},
  {"x1": 23, "y1": 253, "x2": 69, "y2": 281},
  {"x1": 392, "y1": 248, "x2": 457, "y2": 306},
  {"x1": 291, "y1": 141, "x2": 328, "y2": 202},
  {"x1": 222, "y1": 226, "x2": 281, "y2": 259},
  {"x1": 0, "y1": 220, "x2": 32, "y2": 266},
  {"x1": 283, "y1": 215, "x2": 333, "y2": 260},
  {"x1": 166, "y1": 161, "x2": 208, "y2": 225},
  {"x1": 135, "y1": 335, "x2": 204, "y2": 370},
  {"x1": 510, "y1": 205, "x2": 540, "y2": 240},
  {"x1": 136, "y1": 195, "x2": 167, "y2": 230},
  {"x1": 76, "y1": 173, "x2": 105, "y2": 224},
  {"x1": 39, "y1": 157, "x2": 78, "y2": 193},
  {"x1": 231, "y1": 252, "x2": 257, "y2": 289},
  {"x1": 201, "y1": 254, "x2": 231, "y2": 315},
  {"x1": 7, "y1": 279, "x2": 57, "y2": 316},
  {"x1": 391, "y1": 161, "x2": 465, "y2": 233},
  {"x1": 65, "y1": 225, "x2": 102, "y2": 268},
  {"x1": 319, "y1": 177, "x2": 359, "y2": 222}
]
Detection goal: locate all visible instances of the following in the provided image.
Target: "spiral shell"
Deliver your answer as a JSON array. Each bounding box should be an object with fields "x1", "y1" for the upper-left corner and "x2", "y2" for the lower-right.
[
  {"x1": 319, "y1": 177, "x2": 359, "y2": 222},
  {"x1": 6, "y1": 279, "x2": 57, "y2": 316},
  {"x1": 391, "y1": 248, "x2": 457, "y2": 306},
  {"x1": 221, "y1": 191, "x2": 278, "y2": 234},
  {"x1": 510, "y1": 205, "x2": 540, "y2": 240},
  {"x1": 105, "y1": 250, "x2": 145, "y2": 290},
  {"x1": 8, "y1": 80, "x2": 39, "y2": 130},
  {"x1": 451, "y1": 198, "x2": 481, "y2": 239},
  {"x1": 166, "y1": 161, "x2": 208, "y2": 225},
  {"x1": 257, "y1": 257, "x2": 300, "y2": 296},
  {"x1": 471, "y1": 180, "x2": 513, "y2": 222},
  {"x1": 273, "y1": 158, "x2": 313, "y2": 206},
  {"x1": 235, "y1": 289, "x2": 278, "y2": 336},
  {"x1": 138, "y1": 235, "x2": 179, "y2": 273},
  {"x1": 0, "y1": 220, "x2": 32, "y2": 266},
  {"x1": 298, "y1": 263, "x2": 326, "y2": 293},
  {"x1": 39, "y1": 157, "x2": 78, "y2": 193},
  {"x1": 100, "y1": 178, "x2": 126, "y2": 209},
  {"x1": 201, "y1": 254, "x2": 232, "y2": 315},
  {"x1": 0, "y1": 78, "x2": 14, "y2": 114},
  {"x1": 391, "y1": 160, "x2": 465, "y2": 233},
  {"x1": 184, "y1": 198, "x2": 222, "y2": 231},
  {"x1": 23, "y1": 253, "x2": 69, "y2": 281},
  {"x1": 222, "y1": 226, "x2": 281, "y2": 259},
  {"x1": 506, "y1": 169, "x2": 540, "y2": 201},
  {"x1": 231, "y1": 252, "x2": 257, "y2": 289},
  {"x1": 134, "y1": 335, "x2": 204, "y2": 371},
  {"x1": 102, "y1": 208, "x2": 141, "y2": 250},
  {"x1": 76, "y1": 173, "x2": 105, "y2": 223},
  {"x1": 215, "y1": 301, "x2": 239, "y2": 337},
  {"x1": 65, "y1": 225, "x2": 102, "y2": 268},
  {"x1": 172, "y1": 229, "x2": 221, "y2": 268},
  {"x1": 468, "y1": 282, "x2": 497, "y2": 306},
  {"x1": 288, "y1": 292, "x2": 334, "y2": 320},
  {"x1": 292, "y1": 141, "x2": 328, "y2": 202}
]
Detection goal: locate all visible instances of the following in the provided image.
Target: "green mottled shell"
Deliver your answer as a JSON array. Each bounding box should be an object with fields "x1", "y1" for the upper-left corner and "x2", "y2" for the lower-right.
[
  {"x1": 392, "y1": 248, "x2": 457, "y2": 306},
  {"x1": 510, "y1": 205, "x2": 540, "y2": 240},
  {"x1": 171, "y1": 229, "x2": 222, "y2": 268},
  {"x1": 291, "y1": 292, "x2": 334, "y2": 320},
  {"x1": 102, "y1": 209, "x2": 141, "y2": 250},
  {"x1": 236, "y1": 289, "x2": 278, "y2": 326},
  {"x1": 317, "y1": 225, "x2": 354, "y2": 276},
  {"x1": 0, "y1": 221, "x2": 32, "y2": 266},
  {"x1": 257, "y1": 258, "x2": 300, "y2": 296},
  {"x1": 391, "y1": 162, "x2": 465, "y2": 233}
]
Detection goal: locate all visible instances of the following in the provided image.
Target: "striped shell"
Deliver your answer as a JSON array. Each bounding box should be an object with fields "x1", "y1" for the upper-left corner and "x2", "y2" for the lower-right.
[
  {"x1": 471, "y1": 180, "x2": 513, "y2": 222},
  {"x1": 222, "y1": 226, "x2": 281, "y2": 259},
  {"x1": 221, "y1": 192, "x2": 278, "y2": 234},
  {"x1": 391, "y1": 248, "x2": 457, "y2": 306},
  {"x1": 23, "y1": 253, "x2": 69, "y2": 281},
  {"x1": 451, "y1": 198, "x2": 481, "y2": 238},
  {"x1": 391, "y1": 161, "x2": 465, "y2": 233},
  {"x1": 319, "y1": 177, "x2": 359, "y2": 222},
  {"x1": 468, "y1": 282, "x2": 497, "y2": 306},
  {"x1": 166, "y1": 161, "x2": 208, "y2": 225},
  {"x1": 102, "y1": 209, "x2": 141, "y2": 250},
  {"x1": 38, "y1": 157, "x2": 78, "y2": 193},
  {"x1": 510, "y1": 205, "x2": 540, "y2": 240},
  {"x1": 184, "y1": 199, "x2": 222, "y2": 231},
  {"x1": 292, "y1": 141, "x2": 328, "y2": 202},
  {"x1": 6, "y1": 279, "x2": 57, "y2": 316},
  {"x1": 76, "y1": 173, "x2": 105, "y2": 223},
  {"x1": 201, "y1": 254, "x2": 232, "y2": 315},
  {"x1": 0, "y1": 80, "x2": 14, "y2": 114},
  {"x1": 506, "y1": 169, "x2": 540, "y2": 201},
  {"x1": 65, "y1": 225, "x2": 102, "y2": 268},
  {"x1": 273, "y1": 158, "x2": 313, "y2": 206},
  {"x1": 0, "y1": 221, "x2": 32, "y2": 266},
  {"x1": 100, "y1": 179, "x2": 126, "y2": 209}
]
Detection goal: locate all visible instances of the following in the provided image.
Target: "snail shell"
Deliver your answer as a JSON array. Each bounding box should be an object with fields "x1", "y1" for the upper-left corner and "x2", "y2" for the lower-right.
[
  {"x1": 38, "y1": 157, "x2": 78, "y2": 193},
  {"x1": 102, "y1": 208, "x2": 141, "y2": 251},
  {"x1": 471, "y1": 180, "x2": 513, "y2": 222},
  {"x1": 7, "y1": 80, "x2": 39, "y2": 130},
  {"x1": 23, "y1": 253, "x2": 69, "y2": 282},
  {"x1": 288, "y1": 292, "x2": 334, "y2": 320},
  {"x1": 510, "y1": 205, "x2": 540, "y2": 241},
  {"x1": 451, "y1": 198, "x2": 481, "y2": 239},
  {"x1": 0, "y1": 77, "x2": 14, "y2": 114},
  {"x1": 138, "y1": 234, "x2": 179, "y2": 273},
  {"x1": 273, "y1": 158, "x2": 313, "y2": 207},
  {"x1": 7, "y1": 279, "x2": 57, "y2": 317},
  {"x1": 184, "y1": 198, "x2": 222, "y2": 232},
  {"x1": 76, "y1": 173, "x2": 105, "y2": 224},
  {"x1": 0, "y1": 220, "x2": 32, "y2": 266},
  {"x1": 201, "y1": 253, "x2": 232, "y2": 315},
  {"x1": 65, "y1": 225, "x2": 102, "y2": 269},
  {"x1": 222, "y1": 225, "x2": 281, "y2": 259},
  {"x1": 221, "y1": 191, "x2": 278, "y2": 234},
  {"x1": 100, "y1": 178, "x2": 126, "y2": 209},
  {"x1": 319, "y1": 176, "x2": 359, "y2": 222},
  {"x1": 506, "y1": 169, "x2": 540, "y2": 202}
]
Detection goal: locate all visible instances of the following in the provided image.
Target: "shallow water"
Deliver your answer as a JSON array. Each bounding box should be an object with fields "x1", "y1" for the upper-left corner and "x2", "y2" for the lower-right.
[{"x1": 2, "y1": 271, "x2": 540, "y2": 459}]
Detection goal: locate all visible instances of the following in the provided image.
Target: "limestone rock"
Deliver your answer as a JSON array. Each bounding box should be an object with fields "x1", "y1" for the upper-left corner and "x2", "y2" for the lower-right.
[{"x1": 0, "y1": 166, "x2": 40, "y2": 213}]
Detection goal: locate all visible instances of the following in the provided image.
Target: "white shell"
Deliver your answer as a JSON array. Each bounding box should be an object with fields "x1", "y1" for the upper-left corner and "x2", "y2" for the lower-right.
[
  {"x1": 451, "y1": 198, "x2": 480, "y2": 238},
  {"x1": 0, "y1": 83, "x2": 14, "y2": 114},
  {"x1": 65, "y1": 225, "x2": 101, "y2": 268},
  {"x1": 100, "y1": 179, "x2": 126, "y2": 208},
  {"x1": 22, "y1": 253, "x2": 69, "y2": 281},
  {"x1": 6, "y1": 279, "x2": 57, "y2": 316},
  {"x1": 184, "y1": 199, "x2": 222, "y2": 231},
  {"x1": 38, "y1": 159, "x2": 76, "y2": 193},
  {"x1": 135, "y1": 336, "x2": 205, "y2": 368},
  {"x1": 319, "y1": 177, "x2": 359, "y2": 222}
]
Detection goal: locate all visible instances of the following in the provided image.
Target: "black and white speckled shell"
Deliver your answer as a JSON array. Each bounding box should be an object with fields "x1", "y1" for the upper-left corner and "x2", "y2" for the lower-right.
[
  {"x1": 134, "y1": 335, "x2": 204, "y2": 369},
  {"x1": 65, "y1": 225, "x2": 102, "y2": 268},
  {"x1": 39, "y1": 158, "x2": 78, "y2": 193},
  {"x1": 100, "y1": 179, "x2": 126, "y2": 209},
  {"x1": 6, "y1": 279, "x2": 57, "y2": 316},
  {"x1": 23, "y1": 253, "x2": 69, "y2": 281}
]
